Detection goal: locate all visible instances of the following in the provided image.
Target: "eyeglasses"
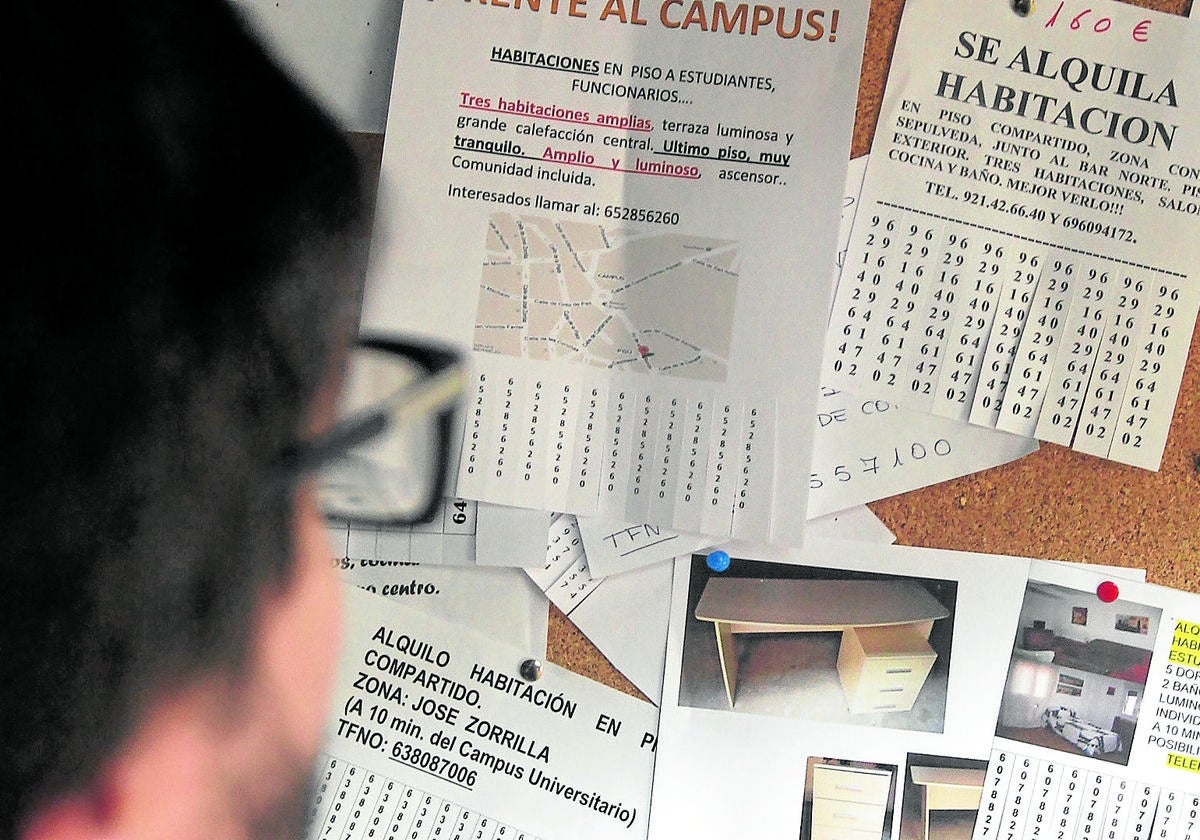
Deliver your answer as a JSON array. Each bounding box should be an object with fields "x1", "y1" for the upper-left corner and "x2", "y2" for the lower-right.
[{"x1": 281, "y1": 336, "x2": 465, "y2": 525}]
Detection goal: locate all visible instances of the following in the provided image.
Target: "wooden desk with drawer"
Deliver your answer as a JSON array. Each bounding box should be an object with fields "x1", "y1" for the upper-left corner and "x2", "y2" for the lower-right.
[
  {"x1": 909, "y1": 766, "x2": 985, "y2": 840},
  {"x1": 694, "y1": 577, "x2": 949, "y2": 711}
]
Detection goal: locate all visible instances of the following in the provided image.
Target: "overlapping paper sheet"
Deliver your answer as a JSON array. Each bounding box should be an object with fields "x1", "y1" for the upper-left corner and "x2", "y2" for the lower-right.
[
  {"x1": 647, "y1": 539, "x2": 1034, "y2": 838},
  {"x1": 229, "y1": 0, "x2": 402, "y2": 131},
  {"x1": 813, "y1": 155, "x2": 1037, "y2": 515},
  {"x1": 328, "y1": 499, "x2": 548, "y2": 567},
  {"x1": 823, "y1": 0, "x2": 1200, "y2": 470},
  {"x1": 566, "y1": 151, "x2": 1037, "y2": 581},
  {"x1": 304, "y1": 585, "x2": 657, "y2": 840},
  {"x1": 577, "y1": 504, "x2": 893, "y2": 578},
  {"x1": 360, "y1": 0, "x2": 871, "y2": 545},
  {"x1": 338, "y1": 559, "x2": 549, "y2": 656}
]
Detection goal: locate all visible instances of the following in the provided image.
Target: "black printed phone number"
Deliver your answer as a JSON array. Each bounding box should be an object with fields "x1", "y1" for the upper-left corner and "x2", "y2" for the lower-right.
[
  {"x1": 603, "y1": 205, "x2": 680, "y2": 225},
  {"x1": 390, "y1": 742, "x2": 478, "y2": 788},
  {"x1": 961, "y1": 190, "x2": 1049, "y2": 221},
  {"x1": 1059, "y1": 215, "x2": 1136, "y2": 243}
]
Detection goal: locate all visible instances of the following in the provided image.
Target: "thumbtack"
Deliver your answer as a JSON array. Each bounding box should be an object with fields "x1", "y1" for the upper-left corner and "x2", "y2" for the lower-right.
[
  {"x1": 1011, "y1": 0, "x2": 1032, "y2": 16},
  {"x1": 1097, "y1": 580, "x2": 1120, "y2": 603},
  {"x1": 706, "y1": 549, "x2": 731, "y2": 572},
  {"x1": 519, "y1": 657, "x2": 543, "y2": 681}
]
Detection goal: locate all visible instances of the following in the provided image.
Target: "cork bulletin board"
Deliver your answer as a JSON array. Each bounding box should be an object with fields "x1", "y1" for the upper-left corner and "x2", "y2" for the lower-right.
[
  {"x1": 542, "y1": 0, "x2": 1200, "y2": 700},
  {"x1": 343, "y1": 0, "x2": 1198, "y2": 700}
]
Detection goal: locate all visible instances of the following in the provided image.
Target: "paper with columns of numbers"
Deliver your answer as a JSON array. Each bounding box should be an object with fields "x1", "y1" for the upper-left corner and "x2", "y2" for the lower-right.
[
  {"x1": 562, "y1": 155, "x2": 1035, "y2": 578},
  {"x1": 360, "y1": 0, "x2": 870, "y2": 546},
  {"x1": 822, "y1": 0, "x2": 1200, "y2": 470},
  {"x1": 327, "y1": 500, "x2": 548, "y2": 567},
  {"x1": 647, "y1": 539, "x2": 1035, "y2": 839},
  {"x1": 973, "y1": 561, "x2": 1200, "y2": 840},
  {"x1": 810, "y1": 154, "x2": 1037, "y2": 516},
  {"x1": 304, "y1": 584, "x2": 657, "y2": 840},
  {"x1": 551, "y1": 154, "x2": 1036, "y2": 533}
]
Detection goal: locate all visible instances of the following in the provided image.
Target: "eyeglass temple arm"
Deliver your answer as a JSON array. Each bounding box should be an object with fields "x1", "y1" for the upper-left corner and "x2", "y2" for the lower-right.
[
  {"x1": 281, "y1": 361, "x2": 465, "y2": 476},
  {"x1": 384, "y1": 364, "x2": 466, "y2": 427}
]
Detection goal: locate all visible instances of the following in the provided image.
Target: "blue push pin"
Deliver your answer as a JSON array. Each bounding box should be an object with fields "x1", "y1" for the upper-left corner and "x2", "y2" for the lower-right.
[{"x1": 706, "y1": 549, "x2": 731, "y2": 572}]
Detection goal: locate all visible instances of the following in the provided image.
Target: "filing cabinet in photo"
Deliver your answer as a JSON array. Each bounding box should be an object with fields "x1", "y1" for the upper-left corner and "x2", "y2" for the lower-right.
[
  {"x1": 802, "y1": 756, "x2": 897, "y2": 840},
  {"x1": 837, "y1": 623, "x2": 938, "y2": 715}
]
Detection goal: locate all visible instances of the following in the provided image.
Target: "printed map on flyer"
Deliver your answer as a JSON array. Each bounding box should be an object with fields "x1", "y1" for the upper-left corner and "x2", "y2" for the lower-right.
[
  {"x1": 822, "y1": 0, "x2": 1200, "y2": 470},
  {"x1": 360, "y1": 0, "x2": 871, "y2": 545}
]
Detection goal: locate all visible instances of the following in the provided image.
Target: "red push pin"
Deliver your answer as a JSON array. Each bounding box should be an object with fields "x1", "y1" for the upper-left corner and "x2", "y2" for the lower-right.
[{"x1": 1097, "y1": 580, "x2": 1120, "y2": 603}]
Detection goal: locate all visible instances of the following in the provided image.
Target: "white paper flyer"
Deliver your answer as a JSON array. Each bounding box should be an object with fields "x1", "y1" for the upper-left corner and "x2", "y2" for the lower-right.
[
  {"x1": 823, "y1": 0, "x2": 1200, "y2": 470},
  {"x1": 361, "y1": 0, "x2": 871, "y2": 545},
  {"x1": 975, "y1": 561, "x2": 1200, "y2": 840},
  {"x1": 304, "y1": 584, "x2": 657, "y2": 840},
  {"x1": 647, "y1": 539, "x2": 1034, "y2": 839}
]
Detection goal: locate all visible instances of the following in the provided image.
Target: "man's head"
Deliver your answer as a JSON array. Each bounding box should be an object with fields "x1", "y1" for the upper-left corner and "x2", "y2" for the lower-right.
[{"x1": 2, "y1": 1, "x2": 366, "y2": 836}]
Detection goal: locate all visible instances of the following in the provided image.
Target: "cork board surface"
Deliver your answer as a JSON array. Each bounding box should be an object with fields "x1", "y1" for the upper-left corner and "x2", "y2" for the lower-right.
[
  {"x1": 545, "y1": 0, "x2": 1200, "y2": 701},
  {"x1": 350, "y1": 0, "x2": 1199, "y2": 701}
]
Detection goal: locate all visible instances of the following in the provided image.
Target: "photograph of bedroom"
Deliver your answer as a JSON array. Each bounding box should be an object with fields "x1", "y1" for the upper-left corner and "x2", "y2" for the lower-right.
[{"x1": 995, "y1": 581, "x2": 1160, "y2": 766}]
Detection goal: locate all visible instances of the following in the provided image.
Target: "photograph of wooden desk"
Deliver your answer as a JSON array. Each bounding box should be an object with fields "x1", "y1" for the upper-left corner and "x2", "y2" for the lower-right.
[
  {"x1": 695, "y1": 577, "x2": 950, "y2": 712},
  {"x1": 908, "y1": 766, "x2": 985, "y2": 840}
]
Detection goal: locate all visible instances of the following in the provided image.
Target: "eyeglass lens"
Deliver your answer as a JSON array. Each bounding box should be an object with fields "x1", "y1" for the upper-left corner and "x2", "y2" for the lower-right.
[{"x1": 315, "y1": 346, "x2": 442, "y2": 524}]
